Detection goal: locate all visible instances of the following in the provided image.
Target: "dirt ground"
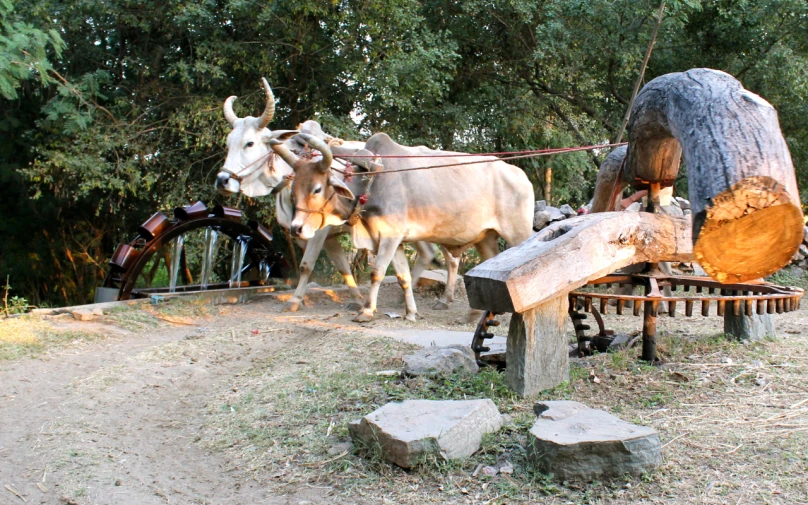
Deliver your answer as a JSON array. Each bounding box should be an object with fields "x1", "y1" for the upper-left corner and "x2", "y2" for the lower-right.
[{"x1": 1, "y1": 280, "x2": 807, "y2": 505}]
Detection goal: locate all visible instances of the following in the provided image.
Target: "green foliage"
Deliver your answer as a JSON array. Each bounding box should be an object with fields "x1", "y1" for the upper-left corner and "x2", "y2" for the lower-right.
[{"x1": 2, "y1": 0, "x2": 808, "y2": 305}]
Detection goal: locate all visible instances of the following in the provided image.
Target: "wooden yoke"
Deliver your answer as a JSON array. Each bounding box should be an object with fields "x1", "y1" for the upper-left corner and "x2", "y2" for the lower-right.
[{"x1": 625, "y1": 68, "x2": 803, "y2": 283}]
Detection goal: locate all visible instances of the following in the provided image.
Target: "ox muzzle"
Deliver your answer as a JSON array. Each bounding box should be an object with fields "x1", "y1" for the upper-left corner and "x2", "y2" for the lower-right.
[{"x1": 215, "y1": 170, "x2": 241, "y2": 195}]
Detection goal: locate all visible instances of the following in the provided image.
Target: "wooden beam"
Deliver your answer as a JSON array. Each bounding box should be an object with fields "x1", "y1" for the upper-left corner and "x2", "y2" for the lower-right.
[
  {"x1": 624, "y1": 68, "x2": 803, "y2": 283},
  {"x1": 464, "y1": 212, "x2": 693, "y2": 314}
]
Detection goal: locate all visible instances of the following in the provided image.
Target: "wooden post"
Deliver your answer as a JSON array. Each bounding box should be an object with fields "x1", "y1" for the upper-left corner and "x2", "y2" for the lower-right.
[
  {"x1": 506, "y1": 295, "x2": 569, "y2": 397},
  {"x1": 544, "y1": 166, "x2": 552, "y2": 204}
]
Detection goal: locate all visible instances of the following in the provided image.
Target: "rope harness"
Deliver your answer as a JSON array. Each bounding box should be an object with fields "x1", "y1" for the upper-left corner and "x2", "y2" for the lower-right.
[
  {"x1": 220, "y1": 151, "x2": 274, "y2": 183},
  {"x1": 286, "y1": 139, "x2": 627, "y2": 230}
]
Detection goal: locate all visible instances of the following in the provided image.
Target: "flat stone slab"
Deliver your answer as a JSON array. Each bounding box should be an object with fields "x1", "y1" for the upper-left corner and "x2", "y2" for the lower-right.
[
  {"x1": 384, "y1": 329, "x2": 507, "y2": 357},
  {"x1": 528, "y1": 402, "x2": 661, "y2": 480},
  {"x1": 350, "y1": 399, "x2": 503, "y2": 468},
  {"x1": 533, "y1": 400, "x2": 590, "y2": 420},
  {"x1": 404, "y1": 344, "x2": 479, "y2": 377}
]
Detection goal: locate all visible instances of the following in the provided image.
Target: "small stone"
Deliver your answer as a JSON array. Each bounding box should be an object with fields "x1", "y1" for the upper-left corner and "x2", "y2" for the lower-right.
[
  {"x1": 800, "y1": 244, "x2": 808, "y2": 257},
  {"x1": 534, "y1": 200, "x2": 547, "y2": 212},
  {"x1": 350, "y1": 399, "x2": 503, "y2": 468},
  {"x1": 533, "y1": 210, "x2": 552, "y2": 230},
  {"x1": 482, "y1": 466, "x2": 498, "y2": 477},
  {"x1": 327, "y1": 441, "x2": 353, "y2": 455},
  {"x1": 404, "y1": 345, "x2": 479, "y2": 377},
  {"x1": 675, "y1": 197, "x2": 691, "y2": 210},
  {"x1": 527, "y1": 407, "x2": 661, "y2": 480},
  {"x1": 72, "y1": 309, "x2": 95, "y2": 322},
  {"x1": 374, "y1": 370, "x2": 401, "y2": 377},
  {"x1": 608, "y1": 333, "x2": 632, "y2": 350},
  {"x1": 558, "y1": 204, "x2": 576, "y2": 218},
  {"x1": 625, "y1": 202, "x2": 642, "y2": 212},
  {"x1": 499, "y1": 463, "x2": 514, "y2": 475},
  {"x1": 545, "y1": 206, "x2": 566, "y2": 222}
]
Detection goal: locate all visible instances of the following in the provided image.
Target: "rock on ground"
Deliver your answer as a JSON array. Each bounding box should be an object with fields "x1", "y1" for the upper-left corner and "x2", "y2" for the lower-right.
[
  {"x1": 72, "y1": 309, "x2": 96, "y2": 321},
  {"x1": 533, "y1": 210, "x2": 552, "y2": 230},
  {"x1": 534, "y1": 200, "x2": 547, "y2": 212},
  {"x1": 724, "y1": 312, "x2": 776, "y2": 341},
  {"x1": 403, "y1": 344, "x2": 479, "y2": 377},
  {"x1": 545, "y1": 206, "x2": 566, "y2": 222},
  {"x1": 558, "y1": 204, "x2": 576, "y2": 218},
  {"x1": 527, "y1": 401, "x2": 661, "y2": 480},
  {"x1": 349, "y1": 399, "x2": 503, "y2": 468}
]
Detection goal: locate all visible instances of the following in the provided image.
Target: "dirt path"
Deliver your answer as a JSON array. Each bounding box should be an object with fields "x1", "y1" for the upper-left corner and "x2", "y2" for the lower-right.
[
  {"x1": 2, "y1": 283, "x2": 806, "y2": 505},
  {"x1": 0, "y1": 301, "x2": 339, "y2": 505}
]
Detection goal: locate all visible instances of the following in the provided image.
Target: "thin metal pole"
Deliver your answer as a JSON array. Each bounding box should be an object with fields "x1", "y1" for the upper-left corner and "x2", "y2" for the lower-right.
[{"x1": 615, "y1": 1, "x2": 667, "y2": 144}]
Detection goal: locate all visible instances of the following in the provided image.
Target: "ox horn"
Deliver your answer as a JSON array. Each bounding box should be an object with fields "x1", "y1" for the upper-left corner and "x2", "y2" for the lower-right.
[
  {"x1": 256, "y1": 78, "x2": 276, "y2": 129},
  {"x1": 223, "y1": 96, "x2": 239, "y2": 126},
  {"x1": 298, "y1": 133, "x2": 333, "y2": 173},
  {"x1": 269, "y1": 139, "x2": 301, "y2": 170}
]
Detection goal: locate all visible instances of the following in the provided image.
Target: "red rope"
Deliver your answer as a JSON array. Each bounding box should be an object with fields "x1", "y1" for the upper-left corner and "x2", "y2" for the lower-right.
[
  {"x1": 330, "y1": 142, "x2": 627, "y2": 176},
  {"x1": 333, "y1": 142, "x2": 627, "y2": 159}
]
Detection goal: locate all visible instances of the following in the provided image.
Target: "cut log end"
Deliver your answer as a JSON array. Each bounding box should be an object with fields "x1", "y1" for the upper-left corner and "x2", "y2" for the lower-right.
[{"x1": 694, "y1": 186, "x2": 803, "y2": 283}]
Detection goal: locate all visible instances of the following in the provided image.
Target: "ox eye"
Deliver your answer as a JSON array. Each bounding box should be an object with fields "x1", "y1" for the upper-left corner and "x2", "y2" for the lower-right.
[
  {"x1": 245, "y1": 141, "x2": 254, "y2": 148},
  {"x1": 313, "y1": 186, "x2": 322, "y2": 195}
]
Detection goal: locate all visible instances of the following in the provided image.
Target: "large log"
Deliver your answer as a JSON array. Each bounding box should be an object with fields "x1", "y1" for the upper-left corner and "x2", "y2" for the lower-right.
[
  {"x1": 464, "y1": 212, "x2": 693, "y2": 314},
  {"x1": 624, "y1": 68, "x2": 803, "y2": 283}
]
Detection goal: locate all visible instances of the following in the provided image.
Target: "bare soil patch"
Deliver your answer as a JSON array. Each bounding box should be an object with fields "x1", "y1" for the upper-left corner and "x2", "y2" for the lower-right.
[{"x1": 1, "y1": 283, "x2": 807, "y2": 504}]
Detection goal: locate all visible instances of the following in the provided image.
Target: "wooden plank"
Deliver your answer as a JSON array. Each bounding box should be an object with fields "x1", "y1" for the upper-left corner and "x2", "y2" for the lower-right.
[
  {"x1": 505, "y1": 295, "x2": 569, "y2": 397},
  {"x1": 464, "y1": 212, "x2": 693, "y2": 313}
]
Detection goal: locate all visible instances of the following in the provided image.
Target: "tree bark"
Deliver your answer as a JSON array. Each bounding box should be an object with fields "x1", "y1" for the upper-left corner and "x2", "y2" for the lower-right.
[
  {"x1": 591, "y1": 145, "x2": 628, "y2": 213},
  {"x1": 623, "y1": 68, "x2": 803, "y2": 283},
  {"x1": 464, "y1": 212, "x2": 694, "y2": 314}
]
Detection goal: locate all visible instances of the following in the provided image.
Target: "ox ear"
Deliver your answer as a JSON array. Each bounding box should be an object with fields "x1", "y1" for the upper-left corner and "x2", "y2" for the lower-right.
[
  {"x1": 329, "y1": 175, "x2": 355, "y2": 201},
  {"x1": 263, "y1": 130, "x2": 299, "y2": 143}
]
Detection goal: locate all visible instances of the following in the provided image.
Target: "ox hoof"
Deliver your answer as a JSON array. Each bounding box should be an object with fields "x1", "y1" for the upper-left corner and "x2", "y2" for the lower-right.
[
  {"x1": 345, "y1": 302, "x2": 363, "y2": 312},
  {"x1": 282, "y1": 300, "x2": 301, "y2": 313},
  {"x1": 432, "y1": 300, "x2": 450, "y2": 311},
  {"x1": 405, "y1": 312, "x2": 418, "y2": 322},
  {"x1": 353, "y1": 311, "x2": 375, "y2": 323}
]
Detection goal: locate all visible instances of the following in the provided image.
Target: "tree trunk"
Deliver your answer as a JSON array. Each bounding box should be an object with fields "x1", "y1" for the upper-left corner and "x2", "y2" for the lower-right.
[
  {"x1": 464, "y1": 212, "x2": 693, "y2": 314},
  {"x1": 623, "y1": 68, "x2": 803, "y2": 283}
]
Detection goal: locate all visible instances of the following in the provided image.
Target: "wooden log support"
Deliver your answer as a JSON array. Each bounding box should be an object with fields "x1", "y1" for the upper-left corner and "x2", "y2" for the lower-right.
[
  {"x1": 625, "y1": 68, "x2": 804, "y2": 283},
  {"x1": 464, "y1": 212, "x2": 693, "y2": 314},
  {"x1": 505, "y1": 296, "x2": 569, "y2": 397},
  {"x1": 591, "y1": 145, "x2": 629, "y2": 212}
]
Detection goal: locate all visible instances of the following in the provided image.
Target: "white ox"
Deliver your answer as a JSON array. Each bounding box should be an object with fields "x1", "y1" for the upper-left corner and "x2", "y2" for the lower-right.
[
  {"x1": 270, "y1": 132, "x2": 535, "y2": 322},
  {"x1": 214, "y1": 79, "x2": 459, "y2": 312}
]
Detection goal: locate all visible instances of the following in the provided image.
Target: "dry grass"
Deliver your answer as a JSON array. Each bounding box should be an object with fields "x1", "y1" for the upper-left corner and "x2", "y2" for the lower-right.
[
  {"x1": 0, "y1": 315, "x2": 101, "y2": 360},
  {"x1": 197, "y1": 306, "x2": 808, "y2": 505}
]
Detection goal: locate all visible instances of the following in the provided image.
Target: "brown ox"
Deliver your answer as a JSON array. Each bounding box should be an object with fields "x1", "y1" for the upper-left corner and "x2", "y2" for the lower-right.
[{"x1": 270, "y1": 133, "x2": 534, "y2": 322}]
